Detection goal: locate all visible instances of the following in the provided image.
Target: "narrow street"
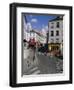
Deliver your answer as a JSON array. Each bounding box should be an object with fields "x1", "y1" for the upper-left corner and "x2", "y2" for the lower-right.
[
  {"x1": 22, "y1": 14, "x2": 63, "y2": 76},
  {"x1": 22, "y1": 47, "x2": 63, "y2": 75},
  {"x1": 37, "y1": 53, "x2": 56, "y2": 74}
]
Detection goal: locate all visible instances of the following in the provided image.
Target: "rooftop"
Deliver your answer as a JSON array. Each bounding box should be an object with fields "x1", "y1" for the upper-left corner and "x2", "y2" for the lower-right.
[{"x1": 49, "y1": 16, "x2": 63, "y2": 22}]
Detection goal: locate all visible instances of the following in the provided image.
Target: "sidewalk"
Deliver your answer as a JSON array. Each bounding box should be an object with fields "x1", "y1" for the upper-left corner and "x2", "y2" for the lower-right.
[{"x1": 22, "y1": 48, "x2": 39, "y2": 75}]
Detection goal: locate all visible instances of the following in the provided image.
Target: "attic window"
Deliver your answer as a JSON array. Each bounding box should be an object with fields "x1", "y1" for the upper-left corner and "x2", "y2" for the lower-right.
[{"x1": 56, "y1": 22, "x2": 60, "y2": 28}]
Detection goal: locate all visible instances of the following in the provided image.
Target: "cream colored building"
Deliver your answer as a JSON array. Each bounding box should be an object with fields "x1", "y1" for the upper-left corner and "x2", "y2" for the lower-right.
[
  {"x1": 48, "y1": 16, "x2": 63, "y2": 54},
  {"x1": 48, "y1": 16, "x2": 63, "y2": 43},
  {"x1": 36, "y1": 34, "x2": 46, "y2": 44}
]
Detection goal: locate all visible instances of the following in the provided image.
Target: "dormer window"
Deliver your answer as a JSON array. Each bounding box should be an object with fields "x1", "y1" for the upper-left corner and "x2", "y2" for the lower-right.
[
  {"x1": 56, "y1": 22, "x2": 60, "y2": 28},
  {"x1": 51, "y1": 22, "x2": 54, "y2": 28}
]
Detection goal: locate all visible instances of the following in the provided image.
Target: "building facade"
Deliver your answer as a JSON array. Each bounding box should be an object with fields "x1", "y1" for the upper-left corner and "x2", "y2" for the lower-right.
[
  {"x1": 48, "y1": 16, "x2": 63, "y2": 55},
  {"x1": 23, "y1": 14, "x2": 27, "y2": 41},
  {"x1": 36, "y1": 34, "x2": 46, "y2": 44},
  {"x1": 23, "y1": 15, "x2": 37, "y2": 42}
]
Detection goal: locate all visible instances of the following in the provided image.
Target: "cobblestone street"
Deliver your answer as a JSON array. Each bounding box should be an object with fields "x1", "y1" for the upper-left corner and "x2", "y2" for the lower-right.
[{"x1": 22, "y1": 47, "x2": 63, "y2": 75}]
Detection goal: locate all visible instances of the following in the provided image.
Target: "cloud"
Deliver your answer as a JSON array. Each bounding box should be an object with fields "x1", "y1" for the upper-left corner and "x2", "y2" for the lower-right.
[
  {"x1": 45, "y1": 25, "x2": 48, "y2": 30},
  {"x1": 31, "y1": 18, "x2": 37, "y2": 23},
  {"x1": 27, "y1": 22, "x2": 32, "y2": 31},
  {"x1": 41, "y1": 25, "x2": 48, "y2": 35},
  {"x1": 42, "y1": 25, "x2": 48, "y2": 30}
]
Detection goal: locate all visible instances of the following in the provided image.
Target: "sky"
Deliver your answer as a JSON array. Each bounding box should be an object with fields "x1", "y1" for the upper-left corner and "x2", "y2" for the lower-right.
[{"x1": 24, "y1": 14, "x2": 57, "y2": 31}]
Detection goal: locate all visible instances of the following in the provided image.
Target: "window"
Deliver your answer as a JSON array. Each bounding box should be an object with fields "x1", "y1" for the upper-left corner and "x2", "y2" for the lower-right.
[
  {"x1": 56, "y1": 22, "x2": 60, "y2": 28},
  {"x1": 56, "y1": 30, "x2": 59, "y2": 36},
  {"x1": 56, "y1": 38, "x2": 59, "y2": 43},
  {"x1": 51, "y1": 39, "x2": 54, "y2": 43},
  {"x1": 51, "y1": 31, "x2": 54, "y2": 36},
  {"x1": 51, "y1": 22, "x2": 54, "y2": 28},
  {"x1": 51, "y1": 26, "x2": 54, "y2": 28}
]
